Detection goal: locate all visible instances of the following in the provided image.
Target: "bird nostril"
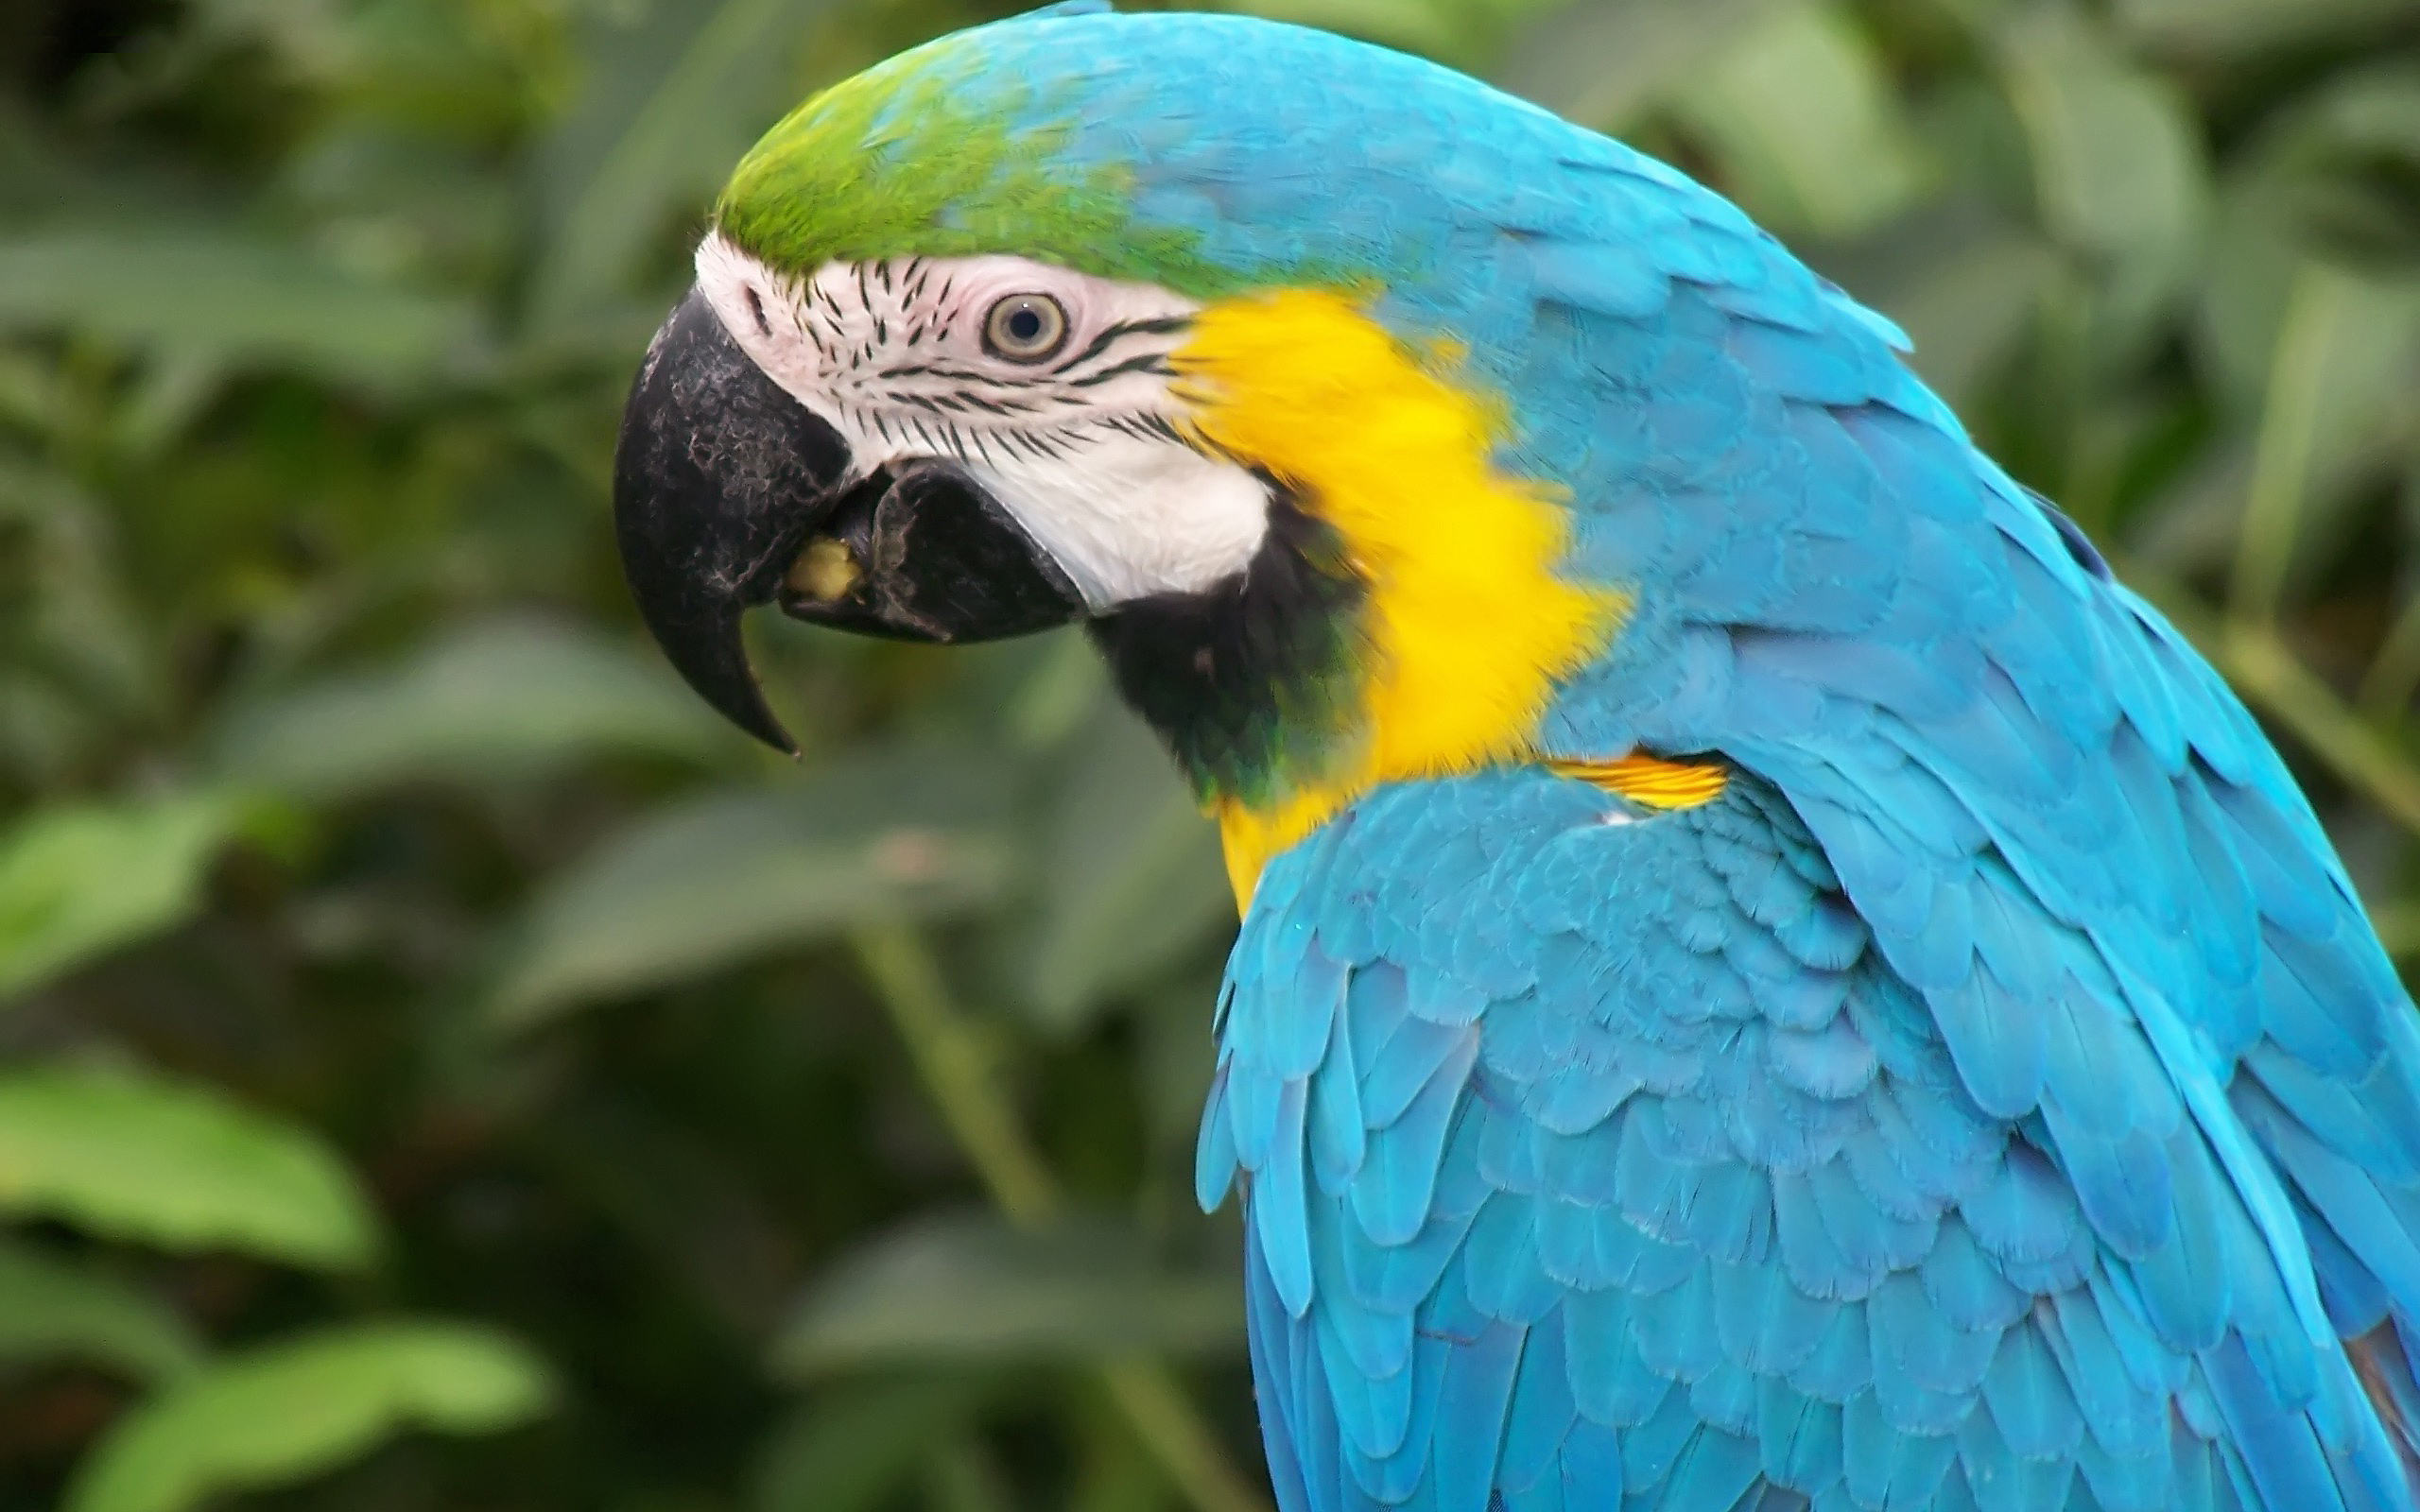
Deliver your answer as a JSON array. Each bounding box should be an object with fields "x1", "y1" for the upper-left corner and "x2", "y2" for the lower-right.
[{"x1": 786, "y1": 537, "x2": 862, "y2": 603}]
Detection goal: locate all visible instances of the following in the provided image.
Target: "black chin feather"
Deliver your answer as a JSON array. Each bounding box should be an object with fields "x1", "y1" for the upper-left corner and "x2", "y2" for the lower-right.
[{"x1": 1086, "y1": 480, "x2": 1366, "y2": 802}]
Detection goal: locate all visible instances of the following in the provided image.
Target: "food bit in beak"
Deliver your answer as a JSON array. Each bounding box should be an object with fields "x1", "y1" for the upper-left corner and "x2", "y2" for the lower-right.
[{"x1": 788, "y1": 538, "x2": 862, "y2": 604}]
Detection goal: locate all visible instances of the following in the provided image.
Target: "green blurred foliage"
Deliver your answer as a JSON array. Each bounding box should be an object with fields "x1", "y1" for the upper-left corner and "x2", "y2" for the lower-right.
[{"x1": 1, "y1": 0, "x2": 2417, "y2": 1506}]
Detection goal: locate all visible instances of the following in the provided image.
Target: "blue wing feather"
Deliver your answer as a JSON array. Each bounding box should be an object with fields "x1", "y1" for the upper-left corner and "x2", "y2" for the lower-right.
[{"x1": 1206, "y1": 752, "x2": 2420, "y2": 1510}]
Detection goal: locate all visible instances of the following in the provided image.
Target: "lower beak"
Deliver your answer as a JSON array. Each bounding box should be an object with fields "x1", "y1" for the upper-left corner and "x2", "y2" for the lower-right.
[{"x1": 613, "y1": 285, "x2": 1086, "y2": 753}]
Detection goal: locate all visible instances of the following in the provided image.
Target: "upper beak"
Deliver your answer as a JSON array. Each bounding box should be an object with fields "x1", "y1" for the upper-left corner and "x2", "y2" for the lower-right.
[
  {"x1": 614, "y1": 287, "x2": 845, "y2": 753},
  {"x1": 613, "y1": 285, "x2": 1089, "y2": 753}
]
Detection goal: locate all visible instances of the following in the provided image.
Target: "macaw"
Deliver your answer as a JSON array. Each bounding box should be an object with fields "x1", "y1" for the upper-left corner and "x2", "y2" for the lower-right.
[{"x1": 608, "y1": 5, "x2": 2420, "y2": 1509}]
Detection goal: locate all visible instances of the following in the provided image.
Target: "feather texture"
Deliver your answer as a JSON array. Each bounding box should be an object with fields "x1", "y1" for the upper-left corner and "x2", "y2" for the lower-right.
[
  {"x1": 1211, "y1": 767, "x2": 2420, "y2": 1510},
  {"x1": 715, "y1": 12, "x2": 2420, "y2": 1507}
]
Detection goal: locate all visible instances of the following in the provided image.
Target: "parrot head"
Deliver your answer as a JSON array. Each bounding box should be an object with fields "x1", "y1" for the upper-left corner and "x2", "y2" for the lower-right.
[{"x1": 615, "y1": 5, "x2": 1655, "y2": 897}]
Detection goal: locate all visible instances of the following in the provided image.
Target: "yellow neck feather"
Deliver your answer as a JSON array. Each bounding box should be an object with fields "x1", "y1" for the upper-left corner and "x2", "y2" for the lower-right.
[{"x1": 1167, "y1": 289, "x2": 1628, "y2": 907}]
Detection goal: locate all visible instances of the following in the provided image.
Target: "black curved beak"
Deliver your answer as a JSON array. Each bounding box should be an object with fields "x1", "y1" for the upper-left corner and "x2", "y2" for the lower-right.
[{"x1": 614, "y1": 285, "x2": 1088, "y2": 753}]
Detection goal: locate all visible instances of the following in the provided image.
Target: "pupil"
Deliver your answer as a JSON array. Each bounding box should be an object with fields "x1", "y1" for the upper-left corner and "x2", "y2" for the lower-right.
[{"x1": 1008, "y1": 308, "x2": 1042, "y2": 341}]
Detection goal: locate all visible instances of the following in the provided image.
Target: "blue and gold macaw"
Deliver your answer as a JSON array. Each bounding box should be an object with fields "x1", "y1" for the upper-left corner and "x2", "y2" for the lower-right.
[{"x1": 608, "y1": 6, "x2": 2420, "y2": 1508}]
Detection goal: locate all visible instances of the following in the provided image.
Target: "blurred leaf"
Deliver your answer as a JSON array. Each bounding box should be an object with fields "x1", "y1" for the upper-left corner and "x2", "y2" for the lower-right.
[
  {"x1": 2201, "y1": 65, "x2": 2420, "y2": 404},
  {"x1": 180, "y1": 0, "x2": 358, "y2": 82},
  {"x1": 1228, "y1": 0, "x2": 1469, "y2": 55},
  {"x1": 1003, "y1": 629, "x2": 1110, "y2": 754},
  {"x1": 0, "y1": 1065, "x2": 378, "y2": 1270},
  {"x1": 0, "y1": 791, "x2": 249, "y2": 1003},
  {"x1": 772, "y1": 1212, "x2": 1241, "y2": 1375},
  {"x1": 208, "y1": 616, "x2": 736, "y2": 800},
  {"x1": 1997, "y1": 9, "x2": 2208, "y2": 343},
  {"x1": 1859, "y1": 217, "x2": 2060, "y2": 404},
  {"x1": 1021, "y1": 706, "x2": 1229, "y2": 1034},
  {"x1": 752, "y1": 1376, "x2": 994, "y2": 1512},
  {"x1": 1496, "y1": 0, "x2": 1789, "y2": 128},
  {"x1": 2200, "y1": 173, "x2": 2330, "y2": 408},
  {"x1": 0, "y1": 1238, "x2": 203, "y2": 1383},
  {"x1": 2232, "y1": 261, "x2": 2420, "y2": 619},
  {"x1": 0, "y1": 460, "x2": 157, "y2": 740},
  {"x1": 2125, "y1": 438, "x2": 2254, "y2": 576},
  {"x1": 63, "y1": 1321, "x2": 554, "y2": 1512},
  {"x1": 488, "y1": 747, "x2": 1022, "y2": 1029},
  {"x1": 1138, "y1": 971, "x2": 1226, "y2": 1151},
  {"x1": 925, "y1": 1437, "x2": 1020, "y2": 1512},
  {"x1": 540, "y1": 1093, "x2": 797, "y2": 1334},
  {"x1": 1668, "y1": 2, "x2": 1928, "y2": 237},
  {"x1": 2291, "y1": 61, "x2": 2420, "y2": 169},
  {"x1": 530, "y1": 0, "x2": 846, "y2": 327},
  {"x1": 2115, "y1": 0, "x2": 2413, "y2": 56},
  {"x1": 0, "y1": 229, "x2": 475, "y2": 384}
]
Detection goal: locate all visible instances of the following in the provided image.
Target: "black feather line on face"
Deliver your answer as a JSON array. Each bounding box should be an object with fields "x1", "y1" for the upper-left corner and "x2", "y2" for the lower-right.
[
  {"x1": 1088, "y1": 480, "x2": 1365, "y2": 804},
  {"x1": 1047, "y1": 315, "x2": 1188, "y2": 376},
  {"x1": 1068, "y1": 352, "x2": 1176, "y2": 388}
]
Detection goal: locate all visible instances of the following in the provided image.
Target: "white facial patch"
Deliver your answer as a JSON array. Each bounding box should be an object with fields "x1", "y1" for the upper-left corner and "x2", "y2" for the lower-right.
[{"x1": 692, "y1": 233, "x2": 1272, "y2": 608}]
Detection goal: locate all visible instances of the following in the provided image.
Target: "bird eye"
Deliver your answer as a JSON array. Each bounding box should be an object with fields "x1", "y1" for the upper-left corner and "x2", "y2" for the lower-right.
[{"x1": 982, "y1": 293, "x2": 1069, "y2": 362}]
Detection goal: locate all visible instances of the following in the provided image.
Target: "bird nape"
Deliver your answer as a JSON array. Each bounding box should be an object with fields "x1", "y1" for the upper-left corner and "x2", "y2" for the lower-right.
[{"x1": 608, "y1": 9, "x2": 2420, "y2": 1511}]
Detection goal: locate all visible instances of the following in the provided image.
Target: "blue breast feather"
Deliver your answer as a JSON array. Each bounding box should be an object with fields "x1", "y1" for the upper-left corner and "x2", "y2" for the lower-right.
[
  {"x1": 950, "y1": 12, "x2": 2420, "y2": 1511},
  {"x1": 1201, "y1": 764, "x2": 2420, "y2": 1512}
]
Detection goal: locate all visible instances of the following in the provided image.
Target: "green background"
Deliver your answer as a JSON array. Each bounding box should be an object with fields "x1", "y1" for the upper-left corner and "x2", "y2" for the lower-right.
[{"x1": 3, "y1": 0, "x2": 2418, "y2": 1507}]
